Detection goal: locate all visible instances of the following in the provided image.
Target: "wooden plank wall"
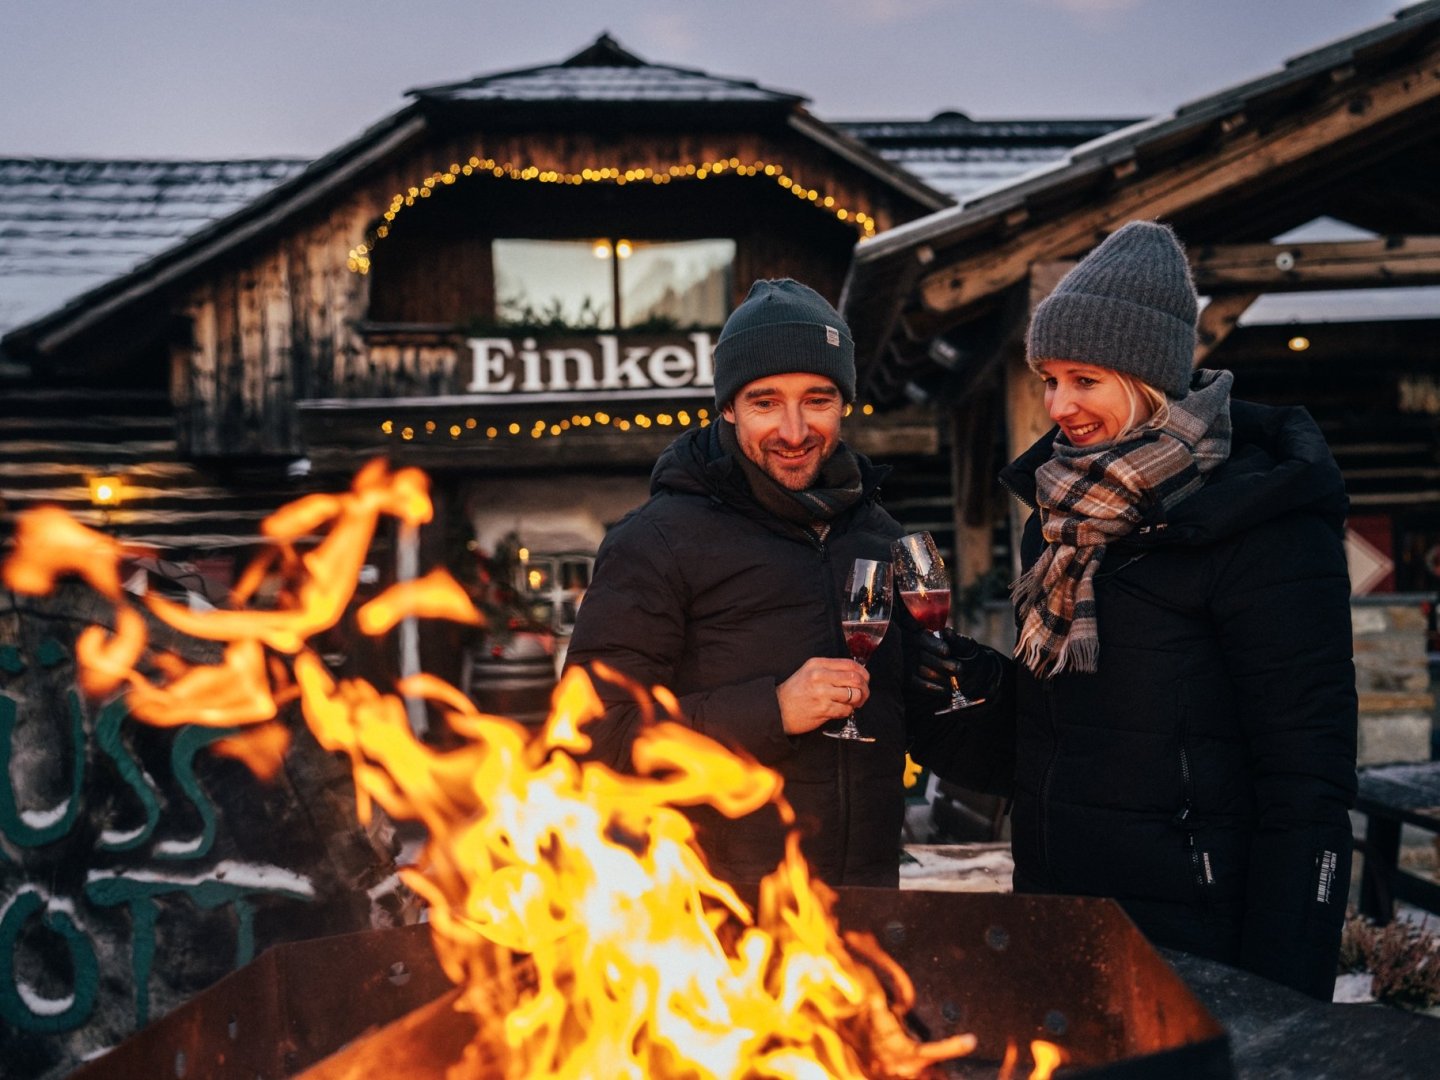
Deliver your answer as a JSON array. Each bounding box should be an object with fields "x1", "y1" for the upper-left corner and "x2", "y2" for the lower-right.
[
  {"x1": 180, "y1": 203, "x2": 370, "y2": 456},
  {"x1": 174, "y1": 128, "x2": 923, "y2": 457}
]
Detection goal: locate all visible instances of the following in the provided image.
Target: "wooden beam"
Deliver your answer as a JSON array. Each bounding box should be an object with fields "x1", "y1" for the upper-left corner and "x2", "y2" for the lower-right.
[
  {"x1": 948, "y1": 389, "x2": 999, "y2": 592},
  {"x1": 1194, "y1": 292, "x2": 1259, "y2": 365},
  {"x1": 918, "y1": 42, "x2": 1440, "y2": 315},
  {"x1": 1191, "y1": 237, "x2": 1440, "y2": 291}
]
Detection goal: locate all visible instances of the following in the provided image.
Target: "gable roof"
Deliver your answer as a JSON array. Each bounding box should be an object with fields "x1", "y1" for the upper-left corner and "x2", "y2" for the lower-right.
[
  {"x1": 0, "y1": 105, "x2": 428, "y2": 362},
  {"x1": 409, "y1": 32, "x2": 805, "y2": 107},
  {"x1": 841, "y1": 0, "x2": 1440, "y2": 385},
  {"x1": 0, "y1": 34, "x2": 947, "y2": 366},
  {"x1": 834, "y1": 114, "x2": 1134, "y2": 203},
  {"x1": 0, "y1": 158, "x2": 309, "y2": 341}
]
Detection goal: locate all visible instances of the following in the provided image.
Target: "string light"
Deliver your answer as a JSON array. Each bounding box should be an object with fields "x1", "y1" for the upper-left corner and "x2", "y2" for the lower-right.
[
  {"x1": 372, "y1": 403, "x2": 877, "y2": 445},
  {"x1": 346, "y1": 155, "x2": 880, "y2": 272}
]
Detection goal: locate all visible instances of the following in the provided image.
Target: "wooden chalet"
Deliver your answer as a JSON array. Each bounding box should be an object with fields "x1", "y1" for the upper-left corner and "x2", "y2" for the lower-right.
[
  {"x1": 0, "y1": 35, "x2": 1135, "y2": 665},
  {"x1": 1, "y1": 35, "x2": 952, "y2": 656},
  {"x1": 841, "y1": 0, "x2": 1440, "y2": 599}
]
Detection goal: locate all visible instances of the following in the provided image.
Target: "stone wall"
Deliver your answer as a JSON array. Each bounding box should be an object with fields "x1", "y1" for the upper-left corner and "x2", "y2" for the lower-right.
[{"x1": 1352, "y1": 596, "x2": 1435, "y2": 767}]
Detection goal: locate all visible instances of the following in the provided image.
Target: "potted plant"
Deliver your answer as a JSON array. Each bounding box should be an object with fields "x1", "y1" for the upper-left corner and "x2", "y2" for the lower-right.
[{"x1": 461, "y1": 531, "x2": 557, "y2": 723}]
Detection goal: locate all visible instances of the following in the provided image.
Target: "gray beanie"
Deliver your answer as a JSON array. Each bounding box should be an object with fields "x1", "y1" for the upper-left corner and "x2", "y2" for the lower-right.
[
  {"x1": 1026, "y1": 221, "x2": 1198, "y2": 399},
  {"x1": 712, "y1": 278, "x2": 856, "y2": 408}
]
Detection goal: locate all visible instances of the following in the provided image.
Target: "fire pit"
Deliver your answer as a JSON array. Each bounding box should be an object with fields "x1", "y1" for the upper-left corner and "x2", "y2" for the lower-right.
[
  {"x1": 69, "y1": 891, "x2": 1231, "y2": 1079},
  {"x1": 7, "y1": 467, "x2": 1231, "y2": 1079}
]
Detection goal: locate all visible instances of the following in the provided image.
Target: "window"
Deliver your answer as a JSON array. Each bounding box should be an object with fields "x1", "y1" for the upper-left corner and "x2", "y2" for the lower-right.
[
  {"x1": 518, "y1": 552, "x2": 595, "y2": 636},
  {"x1": 493, "y1": 238, "x2": 735, "y2": 331}
]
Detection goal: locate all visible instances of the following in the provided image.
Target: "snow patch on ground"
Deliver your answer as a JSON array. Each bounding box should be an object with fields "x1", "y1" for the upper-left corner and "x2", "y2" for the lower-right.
[{"x1": 1332, "y1": 972, "x2": 1377, "y2": 1004}]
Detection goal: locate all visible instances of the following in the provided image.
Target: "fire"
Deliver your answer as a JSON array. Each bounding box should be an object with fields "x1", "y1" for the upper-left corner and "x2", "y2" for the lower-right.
[{"x1": 4, "y1": 460, "x2": 1064, "y2": 1079}]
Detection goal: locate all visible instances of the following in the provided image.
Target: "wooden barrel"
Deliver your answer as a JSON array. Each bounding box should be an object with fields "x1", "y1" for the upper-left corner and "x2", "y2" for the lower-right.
[{"x1": 464, "y1": 652, "x2": 557, "y2": 724}]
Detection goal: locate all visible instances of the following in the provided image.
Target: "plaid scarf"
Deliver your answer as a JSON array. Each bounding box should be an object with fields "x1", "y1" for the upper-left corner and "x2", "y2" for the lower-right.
[
  {"x1": 716, "y1": 419, "x2": 864, "y2": 542},
  {"x1": 1013, "y1": 369, "x2": 1234, "y2": 677}
]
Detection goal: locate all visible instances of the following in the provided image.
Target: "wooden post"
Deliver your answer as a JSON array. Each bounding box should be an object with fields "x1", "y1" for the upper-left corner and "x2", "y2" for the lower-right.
[
  {"x1": 396, "y1": 520, "x2": 425, "y2": 736},
  {"x1": 1194, "y1": 292, "x2": 1259, "y2": 366},
  {"x1": 1001, "y1": 261, "x2": 1072, "y2": 580},
  {"x1": 949, "y1": 394, "x2": 995, "y2": 594}
]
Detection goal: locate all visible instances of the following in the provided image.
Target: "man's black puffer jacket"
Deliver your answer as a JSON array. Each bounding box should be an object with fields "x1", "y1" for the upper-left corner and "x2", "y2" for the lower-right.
[
  {"x1": 565, "y1": 423, "x2": 995, "y2": 887},
  {"x1": 997, "y1": 400, "x2": 1358, "y2": 1000}
]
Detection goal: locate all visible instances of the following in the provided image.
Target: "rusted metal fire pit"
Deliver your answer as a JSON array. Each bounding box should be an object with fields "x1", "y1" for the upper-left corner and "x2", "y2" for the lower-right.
[{"x1": 70, "y1": 890, "x2": 1233, "y2": 1079}]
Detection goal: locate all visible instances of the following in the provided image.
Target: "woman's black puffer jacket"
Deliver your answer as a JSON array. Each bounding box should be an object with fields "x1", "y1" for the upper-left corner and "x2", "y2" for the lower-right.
[{"x1": 997, "y1": 400, "x2": 1358, "y2": 1000}]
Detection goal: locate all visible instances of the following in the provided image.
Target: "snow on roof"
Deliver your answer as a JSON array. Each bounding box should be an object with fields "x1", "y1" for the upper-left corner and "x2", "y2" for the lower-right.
[
  {"x1": 0, "y1": 120, "x2": 1109, "y2": 342},
  {"x1": 413, "y1": 64, "x2": 800, "y2": 105},
  {"x1": 410, "y1": 33, "x2": 802, "y2": 107},
  {"x1": 856, "y1": 144, "x2": 1088, "y2": 203},
  {"x1": 0, "y1": 158, "x2": 308, "y2": 338},
  {"x1": 833, "y1": 116, "x2": 1133, "y2": 201}
]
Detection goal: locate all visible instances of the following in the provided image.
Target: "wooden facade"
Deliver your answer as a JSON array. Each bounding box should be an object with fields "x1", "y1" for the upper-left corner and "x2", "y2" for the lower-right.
[
  {"x1": 841, "y1": 2, "x2": 1440, "y2": 596},
  {"x1": 1, "y1": 36, "x2": 951, "y2": 556}
]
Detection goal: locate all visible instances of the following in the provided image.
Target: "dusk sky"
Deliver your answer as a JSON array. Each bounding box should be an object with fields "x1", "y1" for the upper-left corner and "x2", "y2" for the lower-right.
[{"x1": 1, "y1": 1, "x2": 1406, "y2": 159}]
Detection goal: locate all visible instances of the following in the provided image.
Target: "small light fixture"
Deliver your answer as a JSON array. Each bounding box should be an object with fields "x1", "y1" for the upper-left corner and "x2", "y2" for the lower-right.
[
  {"x1": 89, "y1": 475, "x2": 123, "y2": 507},
  {"x1": 592, "y1": 240, "x2": 612, "y2": 259},
  {"x1": 615, "y1": 239, "x2": 633, "y2": 259},
  {"x1": 1288, "y1": 335, "x2": 1311, "y2": 352}
]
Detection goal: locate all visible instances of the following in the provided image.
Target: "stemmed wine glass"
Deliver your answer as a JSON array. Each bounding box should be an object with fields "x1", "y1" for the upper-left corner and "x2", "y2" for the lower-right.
[
  {"x1": 824, "y1": 557, "x2": 891, "y2": 742},
  {"x1": 891, "y1": 532, "x2": 983, "y2": 712}
]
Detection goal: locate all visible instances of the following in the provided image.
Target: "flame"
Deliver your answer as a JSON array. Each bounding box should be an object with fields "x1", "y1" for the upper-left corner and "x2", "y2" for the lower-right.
[
  {"x1": 2, "y1": 460, "x2": 1071, "y2": 1078},
  {"x1": 1028, "y1": 1041, "x2": 1068, "y2": 1080},
  {"x1": 998, "y1": 1039, "x2": 1067, "y2": 1080},
  {"x1": 356, "y1": 568, "x2": 483, "y2": 636},
  {"x1": 2, "y1": 505, "x2": 128, "y2": 599},
  {"x1": 210, "y1": 723, "x2": 293, "y2": 782}
]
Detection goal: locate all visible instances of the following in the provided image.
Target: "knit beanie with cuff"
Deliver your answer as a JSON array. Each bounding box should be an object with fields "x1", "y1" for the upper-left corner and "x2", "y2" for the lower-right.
[
  {"x1": 1026, "y1": 221, "x2": 1199, "y2": 399},
  {"x1": 713, "y1": 279, "x2": 856, "y2": 408}
]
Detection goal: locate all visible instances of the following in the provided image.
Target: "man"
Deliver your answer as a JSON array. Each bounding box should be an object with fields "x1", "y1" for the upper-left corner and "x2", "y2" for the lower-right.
[{"x1": 564, "y1": 279, "x2": 1003, "y2": 887}]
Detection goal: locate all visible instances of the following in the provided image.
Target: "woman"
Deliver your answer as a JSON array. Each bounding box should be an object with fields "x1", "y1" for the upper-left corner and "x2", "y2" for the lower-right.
[{"x1": 985, "y1": 221, "x2": 1356, "y2": 1000}]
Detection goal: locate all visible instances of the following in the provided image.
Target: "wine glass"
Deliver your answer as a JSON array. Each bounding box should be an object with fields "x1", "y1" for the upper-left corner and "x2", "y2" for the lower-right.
[
  {"x1": 825, "y1": 557, "x2": 891, "y2": 742},
  {"x1": 891, "y1": 532, "x2": 983, "y2": 712}
]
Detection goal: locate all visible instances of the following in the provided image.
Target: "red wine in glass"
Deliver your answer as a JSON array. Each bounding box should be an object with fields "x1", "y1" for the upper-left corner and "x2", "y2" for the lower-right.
[
  {"x1": 825, "y1": 558, "x2": 891, "y2": 742},
  {"x1": 891, "y1": 532, "x2": 983, "y2": 712},
  {"x1": 899, "y1": 588, "x2": 950, "y2": 634},
  {"x1": 842, "y1": 620, "x2": 887, "y2": 664}
]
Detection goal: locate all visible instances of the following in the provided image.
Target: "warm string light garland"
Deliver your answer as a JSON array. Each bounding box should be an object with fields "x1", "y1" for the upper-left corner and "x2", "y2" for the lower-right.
[
  {"x1": 346, "y1": 155, "x2": 879, "y2": 273},
  {"x1": 376, "y1": 403, "x2": 877, "y2": 443}
]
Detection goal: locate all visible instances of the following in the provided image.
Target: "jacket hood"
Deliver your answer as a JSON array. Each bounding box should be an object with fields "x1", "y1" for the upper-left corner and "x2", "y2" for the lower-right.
[
  {"x1": 1000, "y1": 399, "x2": 1349, "y2": 548},
  {"x1": 650, "y1": 422, "x2": 889, "y2": 509}
]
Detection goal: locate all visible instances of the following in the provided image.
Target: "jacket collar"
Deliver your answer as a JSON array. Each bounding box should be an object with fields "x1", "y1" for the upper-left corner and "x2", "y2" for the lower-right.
[
  {"x1": 651, "y1": 424, "x2": 889, "y2": 523},
  {"x1": 1000, "y1": 400, "x2": 1348, "y2": 547}
]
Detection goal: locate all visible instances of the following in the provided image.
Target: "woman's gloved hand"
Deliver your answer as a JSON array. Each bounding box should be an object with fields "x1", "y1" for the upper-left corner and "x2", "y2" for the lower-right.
[{"x1": 912, "y1": 629, "x2": 1004, "y2": 707}]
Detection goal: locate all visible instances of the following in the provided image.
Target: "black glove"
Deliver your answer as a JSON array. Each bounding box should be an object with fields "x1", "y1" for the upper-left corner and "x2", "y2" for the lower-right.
[{"x1": 912, "y1": 628, "x2": 1004, "y2": 706}]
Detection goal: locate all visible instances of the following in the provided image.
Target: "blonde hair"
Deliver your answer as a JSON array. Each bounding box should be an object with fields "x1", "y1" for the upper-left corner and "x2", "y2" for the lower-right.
[
  {"x1": 1029, "y1": 357, "x2": 1176, "y2": 441},
  {"x1": 1116, "y1": 371, "x2": 1172, "y2": 439}
]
